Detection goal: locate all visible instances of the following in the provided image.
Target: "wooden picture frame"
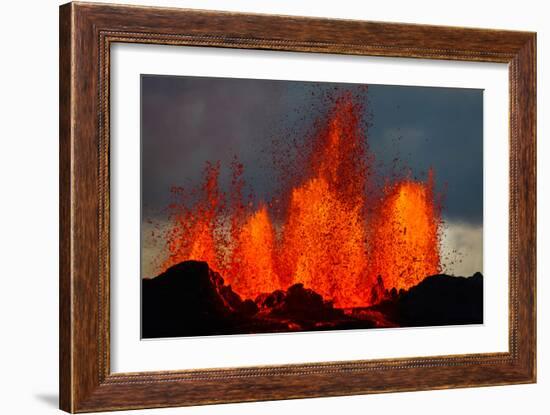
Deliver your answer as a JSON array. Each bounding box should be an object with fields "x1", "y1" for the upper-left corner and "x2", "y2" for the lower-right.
[{"x1": 59, "y1": 2, "x2": 536, "y2": 412}]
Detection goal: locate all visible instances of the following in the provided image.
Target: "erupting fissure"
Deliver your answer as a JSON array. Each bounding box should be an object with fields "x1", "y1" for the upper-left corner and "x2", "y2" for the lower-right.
[{"x1": 159, "y1": 93, "x2": 442, "y2": 308}]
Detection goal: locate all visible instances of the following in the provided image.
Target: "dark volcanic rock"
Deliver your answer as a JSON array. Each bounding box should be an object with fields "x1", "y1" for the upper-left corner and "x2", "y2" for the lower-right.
[
  {"x1": 142, "y1": 260, "x2": 482, "y2": 338},
  {"x1": 142, "y1": 261, "x2": 371, "y2": 338},
  {"x1": 255, "y1": 289, "x2": 286, "y2": 309},
  {"x1": 142, "y1": 260, "x2": 253, "y2": 338},
  {"x1": 373, "y1": 272, "x2": 483, "y2": 327},
  {"x1": 262, "y1": 283, "x2": 344, "y2": 323}
]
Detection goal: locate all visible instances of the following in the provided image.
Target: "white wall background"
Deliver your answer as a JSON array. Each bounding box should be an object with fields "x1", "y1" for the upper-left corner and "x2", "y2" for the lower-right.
[{"x1": 0, "y1": 0, "x2": 546, "y2": 414}]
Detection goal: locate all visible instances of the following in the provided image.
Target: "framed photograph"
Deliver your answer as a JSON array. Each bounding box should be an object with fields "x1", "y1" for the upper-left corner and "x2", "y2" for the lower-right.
[{"x1": 59, "y1": 2, "x2": 536, "y2": 412}]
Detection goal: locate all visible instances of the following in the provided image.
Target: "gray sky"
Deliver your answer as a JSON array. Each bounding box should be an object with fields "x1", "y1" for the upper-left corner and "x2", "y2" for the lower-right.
[{"x1": 141, "y1": 75, "x2": 483, "y2": 277}]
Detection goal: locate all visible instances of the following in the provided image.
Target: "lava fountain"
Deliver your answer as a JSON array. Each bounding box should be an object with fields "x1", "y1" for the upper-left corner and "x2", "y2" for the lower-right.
[
  {"x1": 369, "y1": 171, "x2": 441, "y2": 292},
  {"x1": 157, "y1": 92, "x2": 442, "y2": 308}
]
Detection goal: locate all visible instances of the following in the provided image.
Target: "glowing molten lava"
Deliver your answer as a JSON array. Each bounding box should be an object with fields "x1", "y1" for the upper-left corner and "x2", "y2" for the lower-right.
[
  {"x1": 277, "y1": 98, "x2": 370, "y2": 307},
  {"x1": 369, "y1": 172, "x2": 441, "y2": 292},
  {"x1": 158, "y1": 93, "x2": 441, "y2": 308},
  {"x1": 231, "y1": 205, "x2": 279, "y2": 300}
]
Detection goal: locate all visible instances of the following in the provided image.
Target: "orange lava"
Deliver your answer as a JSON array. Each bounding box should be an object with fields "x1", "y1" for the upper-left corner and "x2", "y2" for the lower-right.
[
  {"x1": 369, "y1": 171, "x2": 441, "y2": 292},
  {"x1": 158, "y1": 93, "x2": 441, "y2": 308},
  {"x1": 161, "y1": 162, "x2": 222, "y2": 273},
  {"x1": 230, "y1": 204, "x2": 279, "y2": 300},
  {"x1": 277, "y1": 97, "x2": 370, "y2": 307}
]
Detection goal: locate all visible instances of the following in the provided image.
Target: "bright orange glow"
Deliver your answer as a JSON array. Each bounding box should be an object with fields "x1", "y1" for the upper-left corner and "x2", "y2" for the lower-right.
[
  {"x1": 278, "y1": 177, "x2": 369, "y2": 307},
  {"x1": 161, "y1": 162, "x2": 222, "y2": 273},
  {"x1": 158, "y1": 93, "x2": 441, "y2": 308},
  {"x1": 369, "y1": 171, "x2": 441, "y2": 291},
  {"x1": 277, "y1": 97, "x2": 371, "y2": 307},
  {"x1": 228, "y1": 205, "x2": 279, "y2": 300}
]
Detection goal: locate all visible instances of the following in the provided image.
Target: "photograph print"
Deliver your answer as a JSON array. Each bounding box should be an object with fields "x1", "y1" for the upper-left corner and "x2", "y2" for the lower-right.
[{"x1": 140, "y1": 75, "x2": 483, "y2": 339}]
